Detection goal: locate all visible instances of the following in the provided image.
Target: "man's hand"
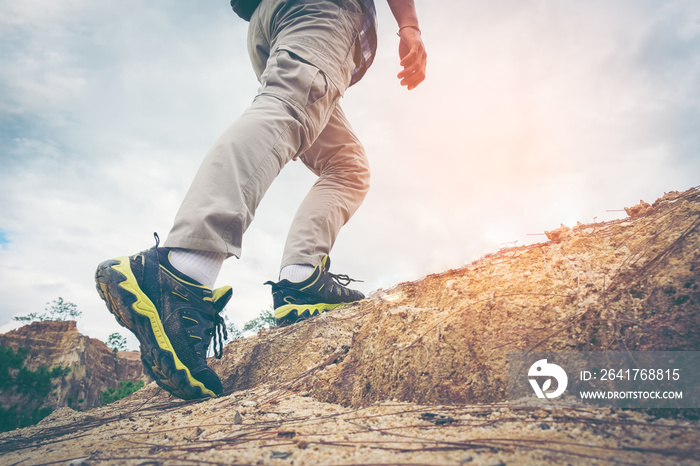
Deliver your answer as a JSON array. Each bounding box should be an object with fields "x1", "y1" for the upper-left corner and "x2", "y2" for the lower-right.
[
  {"x1": 397, "y1": 27, "x2": 427, "y2": 90},
  {"x1": 386, "y1": 0, "x2": 427, "y2": 90}
]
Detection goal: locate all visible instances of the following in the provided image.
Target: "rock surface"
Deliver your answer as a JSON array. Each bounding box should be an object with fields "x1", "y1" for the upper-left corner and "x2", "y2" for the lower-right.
[
  {"x1": 0, "y1": 320, "x2": 149, "y2": 411},
  {"x1": 0, "y1": 187, "x2": 698, "y2": 465},
  {"x1": 209, "y1": 188, "x2": 700, "y2": 407}
]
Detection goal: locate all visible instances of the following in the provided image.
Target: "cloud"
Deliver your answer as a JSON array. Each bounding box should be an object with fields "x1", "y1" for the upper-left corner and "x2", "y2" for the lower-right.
[
  {"x1": 0, "y1": 1, "x2": 257, "y2": 343},
  {"x1": 334, "y1": 0, "x2": 700, "y2": 280},
  {"x1": 0, "y1": 229, "x2": 8, "y2": 248}
]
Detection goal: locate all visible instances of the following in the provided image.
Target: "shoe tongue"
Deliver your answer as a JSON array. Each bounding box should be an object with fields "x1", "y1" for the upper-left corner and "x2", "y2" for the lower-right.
[
  {"x1": 212, "y1": 286, "x2": 233, "y2": 313},
  {"x1": 322, "y1": 255, "x2": 331, "y2": 271},
  {"x1": 157, "y1": 247, "x2": 175, "y2": 269}
]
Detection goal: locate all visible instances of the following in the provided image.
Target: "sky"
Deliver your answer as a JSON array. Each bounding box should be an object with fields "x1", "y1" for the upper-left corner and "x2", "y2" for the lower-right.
[{"x1": 1, "y1": 0, "x2": 699, "y2": 349}]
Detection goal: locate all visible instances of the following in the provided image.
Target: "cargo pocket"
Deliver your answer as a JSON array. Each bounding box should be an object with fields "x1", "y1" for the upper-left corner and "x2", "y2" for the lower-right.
[{"x1": 258, "y1": 48, "x2": 339, "y2": 152}]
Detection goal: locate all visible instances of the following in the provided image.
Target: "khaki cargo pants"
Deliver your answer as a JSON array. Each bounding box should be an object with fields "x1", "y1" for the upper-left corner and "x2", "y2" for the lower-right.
[{"x1": 165, "y1": 0, "x2": 370, "y2": 269}]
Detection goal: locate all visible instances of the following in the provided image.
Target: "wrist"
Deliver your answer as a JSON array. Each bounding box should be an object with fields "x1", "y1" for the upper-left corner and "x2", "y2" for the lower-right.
[{"x1": 397, "y1": 24, "x2": 421, "y2": 36}]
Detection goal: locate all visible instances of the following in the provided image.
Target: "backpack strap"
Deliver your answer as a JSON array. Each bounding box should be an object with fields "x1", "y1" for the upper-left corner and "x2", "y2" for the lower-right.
[{"x1": 230, "y1": 0, "x2": 261, "y2": 21}]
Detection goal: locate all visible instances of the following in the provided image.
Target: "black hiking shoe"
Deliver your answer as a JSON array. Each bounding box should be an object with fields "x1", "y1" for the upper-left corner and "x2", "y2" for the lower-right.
[
  {"x1": 265, "y1": 255, "x2": 364, "y2": 327},
  {"x1": 94, "y1": 234, "x2": 231, "y2": 400}
]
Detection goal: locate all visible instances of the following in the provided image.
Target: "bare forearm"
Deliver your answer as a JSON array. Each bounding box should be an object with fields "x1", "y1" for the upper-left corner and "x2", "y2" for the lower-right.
[{"x1": 386, "y1": 0, "x2": 419, "y2": 29}]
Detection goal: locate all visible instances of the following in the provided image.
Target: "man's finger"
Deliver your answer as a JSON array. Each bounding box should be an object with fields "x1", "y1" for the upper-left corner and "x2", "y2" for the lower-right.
[
  {"x1": 397, "y1": 65, "x2": 417, "y2": 79},
  {"x1": 398, "y1": 58, "x2": 425, "y2": 79},
  {"x1": 400, "y1": 48, "x2": 417, "y2": 67},
  {"x1": 401, "y1": 71, "x2": 425, "y2": 89}
]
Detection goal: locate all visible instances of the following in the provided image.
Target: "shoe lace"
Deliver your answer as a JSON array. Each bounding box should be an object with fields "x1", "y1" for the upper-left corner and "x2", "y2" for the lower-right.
[
  {"x1": 212, "y1": 312, "x2": 228, "y2": 359},
  {"x1": 154, "y1": 230, "x2": 230, "y2": 360},
  {"x1": 329, "y1": 272, "x2": 363, "y2": 287}
]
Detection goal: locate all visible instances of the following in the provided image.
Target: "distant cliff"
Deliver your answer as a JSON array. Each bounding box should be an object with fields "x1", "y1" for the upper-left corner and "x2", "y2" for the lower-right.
[{"x1": 0, "y1": 321, "x2": 148, "y2": 415}]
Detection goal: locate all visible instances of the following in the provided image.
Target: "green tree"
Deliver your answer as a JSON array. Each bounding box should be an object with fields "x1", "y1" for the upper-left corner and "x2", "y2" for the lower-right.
[
  {"x1": 100, "y1": 380, "x2": 145, "y2": 405},
  {"x1": 223, "y1": 308, "x2": 276, "y2": 341},
  {"x1": 0, "y1": 346, "x2": 27, "y2": 389},
  {"x1": 242, "y1": 308, "x2": 275, "y2": 333},
  {"x1": 13, "y1": 297, "x2": 82, "y2": 323},
  {"x1": 106, "y1": 332, "x2": 128, "y2": 353},
  {"x1": 0, "y1": 345, "x2": 70, "y2": 432}
]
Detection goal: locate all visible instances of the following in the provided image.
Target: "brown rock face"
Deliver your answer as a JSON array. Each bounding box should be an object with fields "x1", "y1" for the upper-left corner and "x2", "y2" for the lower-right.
[
  {"x1": 210, "y1": 187, "x2": 700, "y2": 407},
  {"x1": 0, "y1": 321, "x2": 149, "y2": 410}
]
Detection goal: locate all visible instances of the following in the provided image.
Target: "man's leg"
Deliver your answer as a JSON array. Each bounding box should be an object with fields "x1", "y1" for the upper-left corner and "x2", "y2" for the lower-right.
[
  {"x1": 281, "y1": 104, "x2": 370, "y2": 271},
  {"x1": 269, "y1": 104, "x2": 369, "y2": 326},
  {"x1": 164, "y1": 0, "x2": 363, "y2": 259},
  {"x1": 164, "y1": 60, "x2": 340, "y2": 258},
  {"x1": 96, "y1": 52, "x2": 340, "y2": 400},
  {"x1": 97, "y1": 0, "x2": 363, "y2": 399}
]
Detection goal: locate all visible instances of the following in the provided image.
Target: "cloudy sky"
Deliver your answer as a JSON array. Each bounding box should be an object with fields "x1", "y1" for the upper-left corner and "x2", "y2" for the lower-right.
[{"x1": 1, "y1": 0, "x2": 699, "y2": 348}]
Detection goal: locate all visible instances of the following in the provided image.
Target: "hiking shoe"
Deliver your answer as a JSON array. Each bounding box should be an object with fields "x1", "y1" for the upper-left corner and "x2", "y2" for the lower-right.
[
  {"x1": 265, "y1": 255, "x2": 364, "y2": 327},
  {"x1": 94, "y1": 234, "x2": 231, "y2": 400}
]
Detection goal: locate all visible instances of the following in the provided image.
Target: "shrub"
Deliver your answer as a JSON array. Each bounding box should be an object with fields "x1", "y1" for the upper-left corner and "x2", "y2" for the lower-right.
[
  {"x1": 100, "y1": 380, "x2": 145, "y2": 405},
  {"x1": 106, "y1": 332, "x2": 128, "y2": 353},
  {"x1": 0, "y1": 346, "x2": 69, "y2": 432}
]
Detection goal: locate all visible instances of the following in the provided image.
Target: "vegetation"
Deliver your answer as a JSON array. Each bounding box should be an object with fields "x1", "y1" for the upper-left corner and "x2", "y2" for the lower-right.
[
  {"x1": 241, "y1": 308, "x2": 275, "y2": 333},
  {"x1": 106, "y1": 332, "x2": 128, "y2": 353},
  {"x1": 13, "y1": 297, "x2": 82, "y2": 323},
  {"x1": 226, "y1": 308, "x2": 276, "y2": 339},
  {"x1": 100, "y1": 380, "x2": 145, "y2": 405},
  {"x1": 0, "y1": 345, "x2": 70, "y2": 432}
]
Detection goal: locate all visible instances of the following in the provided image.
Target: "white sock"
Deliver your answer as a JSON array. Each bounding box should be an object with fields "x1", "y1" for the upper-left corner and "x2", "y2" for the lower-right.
[
  {"x1": 279, "y1": 264, "x2": 314, "y2": 282},
  {"x1": 168, "y1": 248, "x2": 226, "y2": 289}
]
